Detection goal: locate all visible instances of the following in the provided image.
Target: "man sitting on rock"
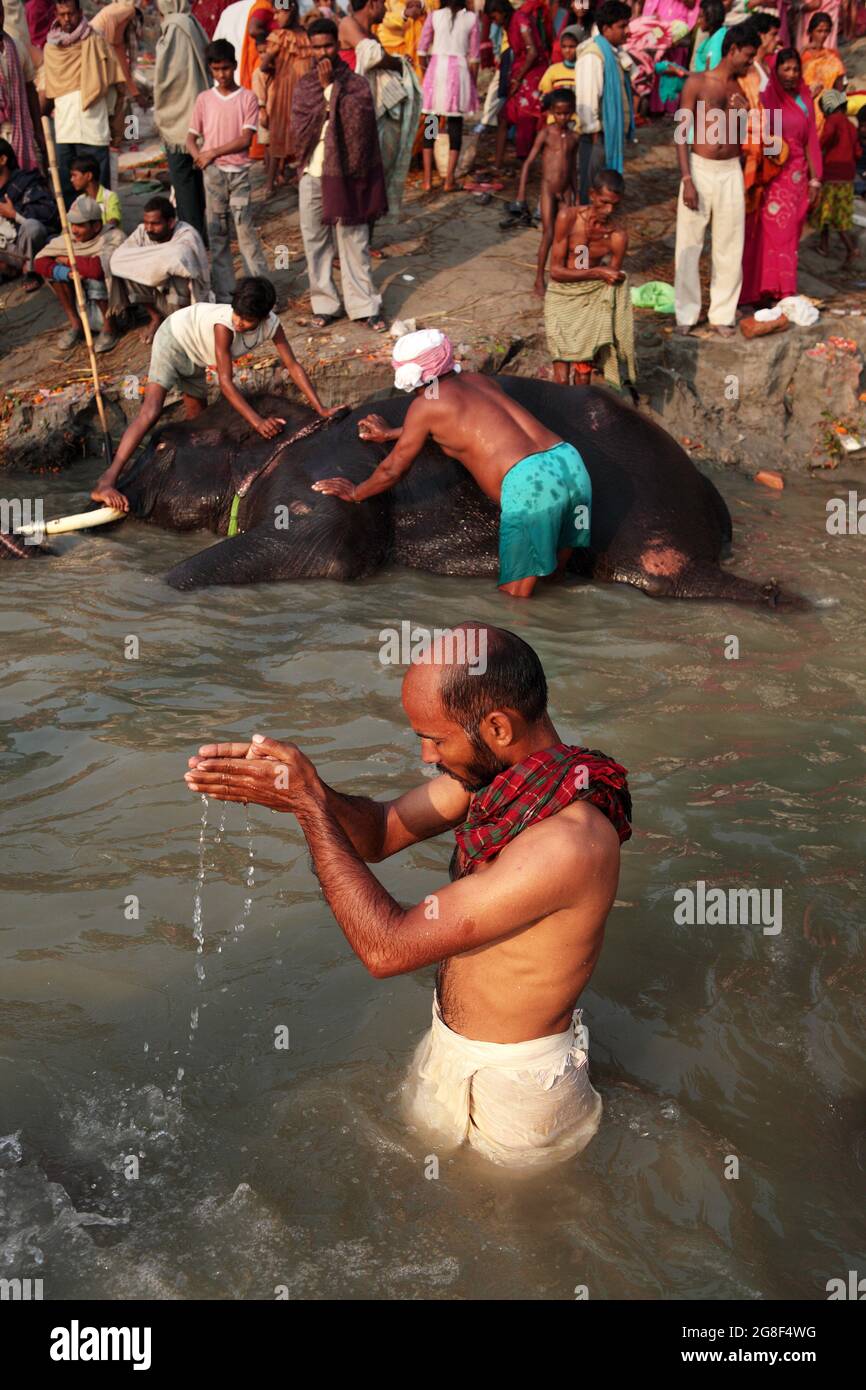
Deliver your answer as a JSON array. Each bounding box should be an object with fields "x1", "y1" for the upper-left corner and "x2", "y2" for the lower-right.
[
  {"x1": 0, "y1": 137, "x2": 59, "y2": 291},
  {"x1": 109, "y1": 195, "x2": 211, "y2": 344},
  {"x1": 33, "y1": 193, "x2": 125, "y2": 350}
]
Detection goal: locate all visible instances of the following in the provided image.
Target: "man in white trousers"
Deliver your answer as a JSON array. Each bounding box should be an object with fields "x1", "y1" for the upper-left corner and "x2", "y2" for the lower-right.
[{"x1": 673, "y1": 23, "x2": 759, "y2": 338}]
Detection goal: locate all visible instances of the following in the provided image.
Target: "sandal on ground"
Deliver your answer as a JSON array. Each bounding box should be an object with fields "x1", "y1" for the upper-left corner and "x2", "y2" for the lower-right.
[
  {"x1": 499, "y1": 201, "x2": 532, "y2": 230},
  {"x1": 365, "y1": 314, "x2": 387, "y2": 332},
  {"x1": 310, "y1": 312, "x2": 342, "y2": 328},
  {"x1": 94, "y1": 327, "x2": 120, "y2": 353},
  {"x1": 23, "y1": 273, "x2": 42, "y2": 294},
  {"x1": 58, "y1": 325, "x2": 84, "y2": 350}
]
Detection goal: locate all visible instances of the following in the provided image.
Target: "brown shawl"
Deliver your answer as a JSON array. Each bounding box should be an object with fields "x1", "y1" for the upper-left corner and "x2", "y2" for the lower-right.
[
  {"x1": 291, "y1": 60, "x2": 387, "y2": 226},
  {"x1": 43, "y1": 27, "x2": 125, "y2": 110}
]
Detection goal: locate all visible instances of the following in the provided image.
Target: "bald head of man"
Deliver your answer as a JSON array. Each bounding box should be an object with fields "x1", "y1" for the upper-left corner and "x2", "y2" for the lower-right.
[{"x1": 401, "y1": 623, "x2": 558, "y2": 792}]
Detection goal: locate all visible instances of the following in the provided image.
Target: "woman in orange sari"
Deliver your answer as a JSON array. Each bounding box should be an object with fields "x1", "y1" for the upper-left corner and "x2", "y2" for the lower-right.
[
  {"x1": 241, "y1": 0, "x2": 274, "y2": 156},
  {"x1": 259, "y1": 0, "x2": 311, "y2": 185},
  {"x1": 378, "y1": 0, "x2": 430, "y2": 76},
  {"x1": 800, "y1": 10, "x2": 845, "y2": 131}
]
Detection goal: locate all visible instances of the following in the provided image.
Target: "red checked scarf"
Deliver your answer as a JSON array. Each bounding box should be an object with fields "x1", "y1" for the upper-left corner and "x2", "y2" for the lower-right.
[{"x1": 452, "y1": 744, "x2": 632, "y2": 878}]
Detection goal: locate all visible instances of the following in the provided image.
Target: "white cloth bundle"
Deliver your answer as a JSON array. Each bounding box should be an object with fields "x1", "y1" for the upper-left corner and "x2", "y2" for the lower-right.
[{"x1": 754, "y1": 295, "x2": 820, "y2": 327}]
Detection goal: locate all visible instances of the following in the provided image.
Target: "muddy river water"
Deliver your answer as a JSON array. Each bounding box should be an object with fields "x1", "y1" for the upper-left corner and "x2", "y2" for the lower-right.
[{"x1": 1, "y1": 458, "x2": 863, "y2": 1300}]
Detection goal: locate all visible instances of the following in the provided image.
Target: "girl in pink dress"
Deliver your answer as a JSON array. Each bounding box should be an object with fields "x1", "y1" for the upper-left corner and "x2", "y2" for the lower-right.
[
  {"x1": 740, "y1": 48, "x2": 823, "y2": 305},
  {"x1": 419, "y1": 0, "x2": 481, "y2": 191}
]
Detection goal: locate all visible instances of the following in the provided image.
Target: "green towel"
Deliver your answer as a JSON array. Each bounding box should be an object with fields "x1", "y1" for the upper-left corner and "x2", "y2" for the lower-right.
[{"x1": 630, "y1": 280, "x2": 676, "y2": 315}]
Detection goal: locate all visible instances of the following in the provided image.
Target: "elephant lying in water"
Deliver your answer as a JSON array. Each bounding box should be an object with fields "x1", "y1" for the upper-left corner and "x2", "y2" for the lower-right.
[{"x1": 53, "y1": 377, "x2": 808, "y2": 604}]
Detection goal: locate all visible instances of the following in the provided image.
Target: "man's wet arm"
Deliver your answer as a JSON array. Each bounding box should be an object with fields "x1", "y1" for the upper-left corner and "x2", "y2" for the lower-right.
[{"x1": 318, "y1": 776, "x2": 468, "y2": 863}]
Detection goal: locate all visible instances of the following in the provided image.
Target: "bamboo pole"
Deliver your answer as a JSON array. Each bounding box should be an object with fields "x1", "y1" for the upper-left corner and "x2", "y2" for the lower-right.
[{"x1": 41, "y1": 115, "x2": 114, "y2": 471}]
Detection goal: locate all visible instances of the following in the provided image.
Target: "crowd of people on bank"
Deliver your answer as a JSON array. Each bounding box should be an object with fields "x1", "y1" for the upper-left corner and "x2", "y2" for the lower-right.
[{"x1": 0, "y1": 0, "x2": 864, "y2": 387}]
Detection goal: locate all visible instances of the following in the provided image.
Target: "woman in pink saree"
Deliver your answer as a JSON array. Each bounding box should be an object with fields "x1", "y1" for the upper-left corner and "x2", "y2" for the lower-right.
[
  {"x1": 639, "y1": 0, "x2": 701, "y2": 113},
  {"x1": 740, "y1": 47, "x2": 823, "y2": 305},
  {"x1": 796, "y1": 0, "x2": 841, "y2": 48}
]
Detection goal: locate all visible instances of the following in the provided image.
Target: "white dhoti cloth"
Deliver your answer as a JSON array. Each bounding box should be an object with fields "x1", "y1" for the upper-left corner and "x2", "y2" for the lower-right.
[{"x1": 403, "y1": 996, "x2": 602, "y2": 1169}]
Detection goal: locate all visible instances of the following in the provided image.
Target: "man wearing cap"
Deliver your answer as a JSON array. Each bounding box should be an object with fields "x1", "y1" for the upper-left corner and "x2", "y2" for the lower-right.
[
  {"x1": 313, "y1": 328, "x2": 593, "y2": 598},
  {"x1": 33, "y1": 191, "x2": 124, "y2": 349}
]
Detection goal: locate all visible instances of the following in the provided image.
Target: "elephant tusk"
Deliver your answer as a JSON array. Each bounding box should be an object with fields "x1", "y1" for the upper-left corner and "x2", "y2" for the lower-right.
[{"x1": 14, "y1": 505, "x2": 126, "y2": 538}]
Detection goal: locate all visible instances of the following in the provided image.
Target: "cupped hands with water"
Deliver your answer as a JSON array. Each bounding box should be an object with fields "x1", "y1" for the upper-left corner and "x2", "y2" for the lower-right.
[{"x1": 184, "y1": 735, "x2": 322, "y2": 812}]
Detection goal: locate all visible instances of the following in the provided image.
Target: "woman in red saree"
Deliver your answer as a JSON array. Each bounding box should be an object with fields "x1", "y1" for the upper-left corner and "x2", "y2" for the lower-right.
[
  {"x1": 25, "y1": 0, "x2": 55, "y2": 48},
  {"x1": 505, "y1": 0, "x2": 550, "y2": 158},
  {"x1": 740, "y1": 48, "x2": 822, "y2": 306},
  {"x1": 191, "y1": 0, "x2": 232, "y2": 40}
]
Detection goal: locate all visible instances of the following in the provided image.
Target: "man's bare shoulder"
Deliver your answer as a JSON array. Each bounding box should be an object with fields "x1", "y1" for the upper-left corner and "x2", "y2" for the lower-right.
[
  {"x1": 681, "y1": 72, "x2": 705, "y2": 101},
  {"x1": 446, "y1": 370, "x2": 498, "y2": 389},
  {"x1": 497, "y1": 800, "x2": 621, "y2": 882},
  {"x1": 558, "y1": 202, "x2": 585, "y2": 227},
  {"x1": 437, "y1": 372, "x2": 505, "y2": 405}
]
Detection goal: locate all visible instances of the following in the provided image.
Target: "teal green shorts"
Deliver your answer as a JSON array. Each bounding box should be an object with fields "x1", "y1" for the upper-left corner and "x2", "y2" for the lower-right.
[{"x1": 498, "y1": 441, "x2": 592, "y2": 586}]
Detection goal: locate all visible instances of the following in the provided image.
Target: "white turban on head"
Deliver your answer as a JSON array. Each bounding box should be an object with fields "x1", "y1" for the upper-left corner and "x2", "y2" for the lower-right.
[{"x1": 392, "y1": 328, "x2": 461, "y2": 393}]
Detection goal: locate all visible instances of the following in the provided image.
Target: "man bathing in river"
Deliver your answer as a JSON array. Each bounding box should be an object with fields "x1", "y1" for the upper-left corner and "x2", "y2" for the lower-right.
[
  {"x1": 184, "y1": 624, "x2": 632, "y2": 1168},
  {"x1": 313, "y1": 328, "x2": 593, "y2": 598}
]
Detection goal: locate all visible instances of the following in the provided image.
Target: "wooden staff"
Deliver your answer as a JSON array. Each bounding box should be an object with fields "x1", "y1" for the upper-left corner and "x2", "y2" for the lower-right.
[{"x1": 41, "y1": 115, "x2": 113, "y2": 471}]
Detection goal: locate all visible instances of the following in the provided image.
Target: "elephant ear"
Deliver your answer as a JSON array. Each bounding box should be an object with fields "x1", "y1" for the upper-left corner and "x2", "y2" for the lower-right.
[{"x1": 164, "y1": 494, "x2": 390, "y2": 589}]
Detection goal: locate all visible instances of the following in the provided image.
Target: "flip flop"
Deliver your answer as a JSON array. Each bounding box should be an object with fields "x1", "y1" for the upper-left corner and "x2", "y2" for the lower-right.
[
  {"x1": 57, "y1": 326, "x2": 84, "y2": 350},
  {"x1": 310, "y1": 313, "x2": 343, "y2": 329},
  {"x1": 366, "y1": 315, "x2": 388, "y2": 332}
]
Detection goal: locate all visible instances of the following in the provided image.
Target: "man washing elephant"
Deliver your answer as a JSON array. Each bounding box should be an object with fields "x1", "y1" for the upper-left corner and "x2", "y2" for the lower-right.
[
  {"x1": 91, "y1": 275, "x2": 340, "y2": 511},
  {"x1": 313, "y1": 329, "x2": 594, "y2": 598},
  {"x1": 61, "y1": 351, "x2": 797, "y2": 606},
  {"x1": 184, "y1": 623, "x2": 632, "y2": 1167}
]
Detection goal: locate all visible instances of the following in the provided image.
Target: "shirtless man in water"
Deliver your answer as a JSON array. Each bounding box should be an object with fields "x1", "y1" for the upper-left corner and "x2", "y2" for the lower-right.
[
  {"x1": 184, "y1": 623, "x2": 631, "y2": 1167},
  {"x1": 312, "y1": 328, "x2": 593, "y2": 597},
  {"x1": 674, "y1": 22, "x2": 758, "y2": 337}
]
